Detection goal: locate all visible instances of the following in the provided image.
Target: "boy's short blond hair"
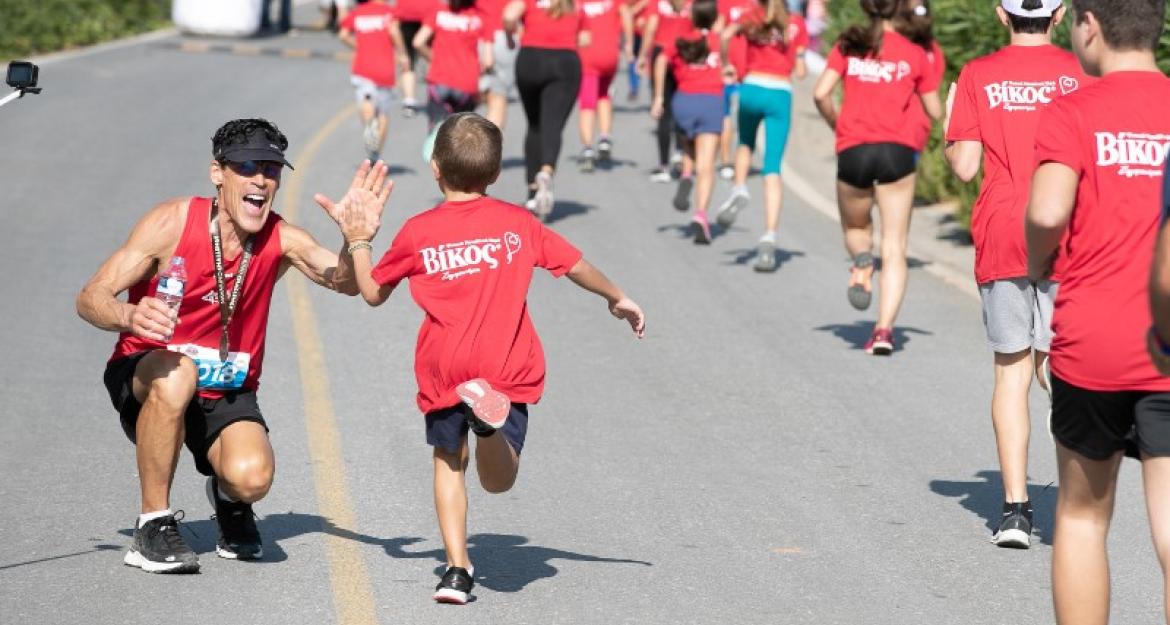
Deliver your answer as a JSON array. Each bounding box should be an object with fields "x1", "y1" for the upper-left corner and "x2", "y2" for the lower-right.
[{"x1": 432, "y1": 113, "x2": 503, "y2": 192}]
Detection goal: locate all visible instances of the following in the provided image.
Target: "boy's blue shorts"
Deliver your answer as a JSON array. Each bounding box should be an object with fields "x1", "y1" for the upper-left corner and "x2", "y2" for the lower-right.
[{"x1": 426, "y1": 402, "x2": 529, "y2": 455}]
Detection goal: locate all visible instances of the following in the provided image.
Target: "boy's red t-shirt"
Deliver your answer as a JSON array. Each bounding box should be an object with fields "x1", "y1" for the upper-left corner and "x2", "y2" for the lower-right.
[
  {"x1": 741, "y1": 13, "x2": 808, "y2": 78},
  {"x1": 825, "y1": 31, "x2": 939, "y2": 153},
  {"x1": 521, "y1": 0, "x2": 585, "y2": 50},
  {"x1": 1034, "y1": 71, "x2": 1170, "y2": 392},
  {"x1": 663, "y1": 29, "x2": 724, "y2": 95},
  {"x1": 424, "y1": 6, "x2": 489, "y2": 94},
  {"x1": 371, "y1": 196, "x2": 584, "y2": 414},
  {"x1": 905, "y1": 39, "x2": 944, "y2": 152},
  {"x1": 650, "y1": 0, "x2": 692, "y2": 49},
  {"x1": 579, "y1": 0, "x2": 623, "y2": 75},
  {"x1": 947, "y1": 44, "x2": 1089, "y2": 285},
  {"x1": 341, "y1": 3, "x2": 399, "y2": 86}
]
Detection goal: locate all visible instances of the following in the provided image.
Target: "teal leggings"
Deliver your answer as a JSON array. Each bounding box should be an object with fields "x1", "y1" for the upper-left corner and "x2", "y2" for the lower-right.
[{"x1": 737, "y1": 82, "x2": 793, "y2": 176}]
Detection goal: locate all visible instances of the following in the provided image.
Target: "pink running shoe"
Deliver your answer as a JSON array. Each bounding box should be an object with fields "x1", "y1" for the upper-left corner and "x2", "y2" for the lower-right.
[
  {"x1": 455, "y1": 379, "x2": 511, "y2": 431},
  {"x1": 865, "y1": 328, "x2": 895, "y2": 356}
]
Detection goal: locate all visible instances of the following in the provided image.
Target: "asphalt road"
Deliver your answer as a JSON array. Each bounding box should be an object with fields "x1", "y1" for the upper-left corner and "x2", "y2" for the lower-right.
[{"x1": 0, "y1": 12, "x2": 1163, "y2": 625}]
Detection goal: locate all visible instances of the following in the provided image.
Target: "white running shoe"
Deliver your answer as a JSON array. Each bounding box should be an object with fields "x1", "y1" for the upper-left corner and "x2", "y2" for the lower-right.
[
  {"x1": 534, "y1": 171, "x2": 554, "y2": 220},
  {"x1": 715, "y1": 187, "x2": 751, "y2": 227}
]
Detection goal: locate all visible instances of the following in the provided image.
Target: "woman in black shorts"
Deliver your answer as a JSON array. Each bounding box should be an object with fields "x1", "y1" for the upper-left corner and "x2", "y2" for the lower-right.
[{"x1": 812, "y1": 0, "x2": 940, "y2": 355}]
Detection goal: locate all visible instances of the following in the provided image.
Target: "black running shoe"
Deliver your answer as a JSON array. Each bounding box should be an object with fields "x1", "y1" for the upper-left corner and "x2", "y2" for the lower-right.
[
  {"x1": 433, "y1": 566, "x2": 475, "y2": 604},
  {"x1": 206, "y1": 477, "x2": 263, "y2": 560},
  {"x1": 123, "y1": 511, "x2": 200, "y2": 573},
  {"x1": 992, "y1": 502, "x2": 1033, "y2": 549}
]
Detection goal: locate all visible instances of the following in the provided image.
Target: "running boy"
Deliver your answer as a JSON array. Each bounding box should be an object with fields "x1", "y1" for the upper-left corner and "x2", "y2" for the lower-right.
[
  {"x1": 337, "y1": 113, "x2": 646, "y2": 604},
  {"x1": 412, "y1": 0, "x2": 493, "y2": 132},
  {"x1": 1024, "y1": 0, "x2": 1170, "y2": 621},
  {"x1": 339, "y1": 0, "x2": 409, "y2": 162},
  {"x1": 943, "y1": 0, "x2": 1088, "y2": 549}
]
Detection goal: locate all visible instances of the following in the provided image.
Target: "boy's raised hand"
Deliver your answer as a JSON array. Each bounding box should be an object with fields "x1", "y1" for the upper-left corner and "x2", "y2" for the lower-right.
[
  {"x1": 315, "y1": 159, "x2": 393, "y2": 243},
  {"x1": 610, "y1": 297, "x2": 646, "y2": 339}
]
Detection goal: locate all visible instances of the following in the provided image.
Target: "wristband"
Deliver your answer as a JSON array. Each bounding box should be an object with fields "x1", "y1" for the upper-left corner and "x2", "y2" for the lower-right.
[{"x1": 347, "y1": 240, "x2": 372, "y2": 254}]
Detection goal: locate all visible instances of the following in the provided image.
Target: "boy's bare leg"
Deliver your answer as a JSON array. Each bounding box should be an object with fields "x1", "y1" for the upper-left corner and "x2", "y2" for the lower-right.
[
  {"x1": 1052, "y1": 443, "x2": 1122, "y2": 625},
  {"x1": 475, "y1": 433, "x2": 520, "y2": 493},
  {"x1": 376, "y1": 112, "x2": 389, "y2": 152},
  {"x1": 993, "y1": 349, "x2": 1034, "y2": 503},
  {"x1": 434, "y1": 443, "x2": 471, "y2": 569},
  {"x1": 1142, "y1": 454, "x2": 1170, "y2": 625},
  {"x1": 487, "y1": 91, "x2": 508, "y2": 131}
]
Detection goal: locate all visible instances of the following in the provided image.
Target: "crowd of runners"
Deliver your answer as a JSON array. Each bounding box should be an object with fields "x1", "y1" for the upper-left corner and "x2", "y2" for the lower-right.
[{"x1": 73, "y1": 0, "x2": 1170, "y2": 620}]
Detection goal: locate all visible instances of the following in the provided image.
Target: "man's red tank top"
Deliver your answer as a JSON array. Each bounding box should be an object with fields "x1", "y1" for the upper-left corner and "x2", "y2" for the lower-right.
[{"x1": 110, "y1": 197, "x2": 285, "y2": 398}]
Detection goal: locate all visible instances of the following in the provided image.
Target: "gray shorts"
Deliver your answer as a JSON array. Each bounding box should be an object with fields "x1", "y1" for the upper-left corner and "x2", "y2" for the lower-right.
[
  {"x1": 486, "y1": 30, "x2": 518, "y2": 96},
  {"x1": 351, "y1": 75, "x2": 394, "y2": 114},
  {"x1": 979, "y1": 278, "x2": 1058, "y2": 354}
]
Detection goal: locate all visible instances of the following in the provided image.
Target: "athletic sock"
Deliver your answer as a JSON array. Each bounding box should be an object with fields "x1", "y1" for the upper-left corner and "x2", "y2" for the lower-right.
[
  {"x1": 217, "y1": 485, "x2": 239, "y2": 503},
  {"x1": 760, "y1": 230, "x2": 777, "y2": 244},
  {"x1": 734, "y1": 184, "x2": 748, "y2": 196},
  {"x1": 138, "y1": 509, "x2": 173, "y2": 527}
]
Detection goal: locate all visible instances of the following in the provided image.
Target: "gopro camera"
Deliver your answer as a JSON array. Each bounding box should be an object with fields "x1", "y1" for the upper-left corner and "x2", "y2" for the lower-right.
[{"x1": 6, "y1": 61, "x2": 39, "y2": 91}]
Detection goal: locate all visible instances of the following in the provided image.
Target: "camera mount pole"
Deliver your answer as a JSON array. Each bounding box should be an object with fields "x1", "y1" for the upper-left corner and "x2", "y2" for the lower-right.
[{"x1": 0, "y1": 87, "x2": 41, "y2": 109}]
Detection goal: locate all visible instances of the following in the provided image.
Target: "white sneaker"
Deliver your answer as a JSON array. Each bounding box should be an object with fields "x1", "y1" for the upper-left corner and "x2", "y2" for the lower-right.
[
  {"x1": 648, "y1": 167, "x2": 673, "y2": 183},
  {"x1": 715, "y1": 187, "x2": 751, "y2": 227},
  {"x1": 534, "y1": 171, "x2": 554, "y2": 220},
  {"x1": 718, "y1": 165, "x2": 735, "y2": 180}
]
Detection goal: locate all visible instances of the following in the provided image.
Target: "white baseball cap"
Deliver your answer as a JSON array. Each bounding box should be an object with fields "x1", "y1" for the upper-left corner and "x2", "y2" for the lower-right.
[{"x1": 1001, "y1": 0, "x2": 1062, "y2": 17}]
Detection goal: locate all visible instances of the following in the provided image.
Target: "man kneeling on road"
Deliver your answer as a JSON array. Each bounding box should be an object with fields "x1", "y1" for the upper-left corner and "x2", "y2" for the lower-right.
[{"x1": 77, "y1": 118, "x2": 391, "y2": 573}]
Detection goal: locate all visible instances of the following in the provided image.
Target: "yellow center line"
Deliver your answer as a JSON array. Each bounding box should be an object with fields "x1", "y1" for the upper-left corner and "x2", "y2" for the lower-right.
[{"x1": 280, "y1": 105, "x2": 378, "y2": 625}]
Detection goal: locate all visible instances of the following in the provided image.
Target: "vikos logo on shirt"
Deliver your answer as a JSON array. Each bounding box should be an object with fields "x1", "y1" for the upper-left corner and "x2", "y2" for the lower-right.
[
  {"x1": 581, "y1": 0, "x2": 613, "y2": 17},
  {"x1": 985, "y1": 77, "x2": 1078, "y2": 112},
  {"x1": 419, "y1": 233, "x2": 523, "y2": 281},
  {"x1": 436, "y1": 11, "x2": 482, "y2": 31},
  {"x1": 353, "y1": 15, "x2": 388, "y2": 33},
  {"x1": 1095, "y1": 132, "x2": 1170, "y2": 178},
  {"x1": 847, "y1": 58, "x2": 911, "y2": 84}
]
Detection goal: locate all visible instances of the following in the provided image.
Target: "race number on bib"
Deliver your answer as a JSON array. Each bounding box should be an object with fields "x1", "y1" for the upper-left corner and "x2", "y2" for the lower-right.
[{"x1": 167, "y1": 344, "x2": 251, "y2": 390}]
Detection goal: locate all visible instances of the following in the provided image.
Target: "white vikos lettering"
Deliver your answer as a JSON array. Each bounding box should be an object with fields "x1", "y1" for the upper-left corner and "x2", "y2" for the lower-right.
[
  {"x1": 1095, "y1": 132, "x2": 1170, "y2": 178},
  {"x1": 985, "y1": 80, "x2": 1057, "y2": 111},
  {"x1": 436, "y1": 10, "x2": 482, "y2": 32},
  {"x1": 418, "y1": 233, "x2": 523, "y2": 280},
  {"x1": 846, "y1": 58, "x2": 911, "y2": 84},
  {"x1": 581, "y1": 0, "x2": 613, "y2": 18},
  {"x1": 353, "y1": 15, "x2": 387, "y2": 33}
]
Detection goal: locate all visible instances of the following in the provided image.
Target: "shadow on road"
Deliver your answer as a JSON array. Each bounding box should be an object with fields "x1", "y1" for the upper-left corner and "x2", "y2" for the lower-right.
[
  {"x1": 545, "y1": 200, "x2": 596, "y2": 224},
  {"x1": 929, "y1": 470, "x2": 1057, "y2": 545},
  {"x1": 813, "y1": 321, "x2": 932, "y2": 353},
  {"x1": 724, "y1": 247, "x2": 804, "y2": 269},
  {"x1": 380, "y1": 533, "x2": 653, "y2": 593},
  {"x1": 0, "y1": 543, "x2": 122, "y2": 573}
]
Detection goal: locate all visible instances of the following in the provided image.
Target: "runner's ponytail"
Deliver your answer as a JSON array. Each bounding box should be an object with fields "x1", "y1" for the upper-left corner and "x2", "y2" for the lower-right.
[
  {"x1": 839, "y1": 0, "x2": 896, "y2": 57},
  {"x1": 893, "y1": 0, "x2": 934, "y2": 50},
  {"x1": 743, "y1": 0, "x2": 790, "y2": 46},
  {"x1": 676, "y1": 0, "x2": 718, "y2": 64}
]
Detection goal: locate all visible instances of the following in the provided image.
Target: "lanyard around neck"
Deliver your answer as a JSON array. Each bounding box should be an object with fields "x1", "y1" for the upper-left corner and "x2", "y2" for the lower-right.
[{"x1": 209, "y1": 199, "x2": 255, "y2": 362}]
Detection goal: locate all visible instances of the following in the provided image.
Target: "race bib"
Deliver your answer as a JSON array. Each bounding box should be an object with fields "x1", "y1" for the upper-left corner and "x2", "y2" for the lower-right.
[{"x1": 167, "y1": 343, "x2": 251, "y2": 390}]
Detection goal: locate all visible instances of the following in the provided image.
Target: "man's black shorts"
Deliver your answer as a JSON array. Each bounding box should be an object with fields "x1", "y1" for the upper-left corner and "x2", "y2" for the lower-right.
[
  {"x1": 426, "y1": 403, "x2": 529, "y2": 455},
  {"x1": 1050, "y1": 373, "x2": 1170, "y2": 460},
  {"x1": 836, "y1": 142, "x2": 918, "y2": 189},
  {"x1": 103, "y1": 351, "x2": 268, "y2": 476}
]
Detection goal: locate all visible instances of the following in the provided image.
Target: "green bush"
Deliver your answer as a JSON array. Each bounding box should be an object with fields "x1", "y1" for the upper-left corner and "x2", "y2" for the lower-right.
[
  {"x1": 824, "y1": 0, "x2": 1170, "y2": 229},
  {"x1": 0, "y1": 0, "x2": 171, "y2": 60}
]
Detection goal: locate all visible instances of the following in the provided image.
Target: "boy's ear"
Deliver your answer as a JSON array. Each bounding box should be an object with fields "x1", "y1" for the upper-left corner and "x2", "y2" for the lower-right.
[
  {"x1": 430, "y1": 158, "x2": 441, "y2": 180},
  {"x1": 487, "y1": 167, "x2": 501, "y2": 187}
]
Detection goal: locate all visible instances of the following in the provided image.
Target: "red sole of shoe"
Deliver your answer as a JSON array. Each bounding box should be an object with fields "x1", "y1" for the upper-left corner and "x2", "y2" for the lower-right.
[{"x1": 456, "y1": 379, "x2": 510, "y2": 428}]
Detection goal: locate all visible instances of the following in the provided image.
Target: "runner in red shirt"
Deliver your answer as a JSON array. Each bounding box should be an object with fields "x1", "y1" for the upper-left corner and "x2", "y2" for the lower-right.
[
  {"x1": 576, "y1": 0, "x2": 633, "y2": 171},
  {"x1": 339, "y1": 114, "x2": 645, "y2": 604},
  {"x1": 412, "y1": 0, "x2": 494, "y2": 134},
  {"x1": 637, "y1": 0, "x2": 694, "y2": 181},
  {"x1": 812, "y1": 0, "x2": 941, "y2": 355},
  {"x1": 339, "y1": 0, "x2": 409, "y2": 162},
  {"x1": 76, "y1": 119, "x2": 391, "y2": 573},
  {"x1": 943, "y1": 0, "x2": 1087, "y2": 550},
  {"x1": 393, "y1": 0, "x2": 440, "y2": 114},
  {"x1": 713, "y1": 0, "x2": 807, "y2": 272},
  {"x1": 715, "y1": 0, "x2": 755, "y2": 179},
  {"x1": 1024, "y1": 0, "x2": 1170, "y2": 619},
  {"x1": 503, "y1": 0, "x2": 590, "y2": 218},
  {"x1": 652, "y1": 0, "x2": 725, "y2": 243}
]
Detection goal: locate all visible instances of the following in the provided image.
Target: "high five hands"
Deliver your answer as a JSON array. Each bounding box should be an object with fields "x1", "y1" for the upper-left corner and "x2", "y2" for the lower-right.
[{"x1": 316, "y1": 160, "x2": 394, "y2": 244}]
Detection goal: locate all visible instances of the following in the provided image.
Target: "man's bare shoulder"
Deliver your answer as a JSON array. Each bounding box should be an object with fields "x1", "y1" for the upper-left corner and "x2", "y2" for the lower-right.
[{"x1": 126, "y1": 196, "x2": 194, "y2": 255}]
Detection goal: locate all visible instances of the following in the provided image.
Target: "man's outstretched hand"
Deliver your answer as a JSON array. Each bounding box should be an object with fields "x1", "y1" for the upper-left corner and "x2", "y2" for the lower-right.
[{"x1": 315, "y1": 159, "x2": 393, "y2": 244}]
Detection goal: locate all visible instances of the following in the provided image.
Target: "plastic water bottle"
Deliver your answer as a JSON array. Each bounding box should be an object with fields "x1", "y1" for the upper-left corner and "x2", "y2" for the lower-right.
[{"x1": 155, "y1": 256, "x2": 187, "y2": 341}]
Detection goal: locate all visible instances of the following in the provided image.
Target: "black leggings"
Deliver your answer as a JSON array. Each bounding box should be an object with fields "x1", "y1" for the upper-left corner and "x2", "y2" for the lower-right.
[
  {"x1": 651, "y1": 45, "x2": 679, "y2": 167},
  {"x1": 516, "y1": 47, "x2": 582, "y2": 185}
]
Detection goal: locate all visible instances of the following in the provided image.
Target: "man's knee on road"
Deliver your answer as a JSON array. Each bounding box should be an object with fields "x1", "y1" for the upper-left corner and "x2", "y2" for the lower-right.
[{"x1": 217, "y1": 455, "x2": 275, "y2": 503}]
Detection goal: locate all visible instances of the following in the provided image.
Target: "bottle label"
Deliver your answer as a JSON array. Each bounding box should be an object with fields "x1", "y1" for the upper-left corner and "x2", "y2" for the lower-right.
[
  {"x1": 166, "y1": 344, "x2": 251, "y2": 389},
  {"x1": 157, "y1": 277, "x2": 185, "y2": 298}
]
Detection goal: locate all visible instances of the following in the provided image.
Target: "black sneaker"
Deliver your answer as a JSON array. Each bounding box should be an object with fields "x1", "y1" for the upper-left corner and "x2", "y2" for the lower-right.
[
  {"x1": 433, "y1": 566, "x2": 474, "y2": 604},
  {"x1": 206, "y1": 477, "x2": 263, "y2": 560},
  {"x1": 992, "y1": 502, "x2": 1033, "y2": 549},
  {"x1": 673, "y1": 177, "x2": 694, "y2": 211},
  {"x1": 123, "y1": 511, "x2": 200, "y2": 573}
]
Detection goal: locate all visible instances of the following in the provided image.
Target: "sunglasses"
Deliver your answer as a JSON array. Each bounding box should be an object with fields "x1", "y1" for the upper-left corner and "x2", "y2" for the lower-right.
[{"x1": 225, "y1": 160, "x2": 283, "y2": 179}]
